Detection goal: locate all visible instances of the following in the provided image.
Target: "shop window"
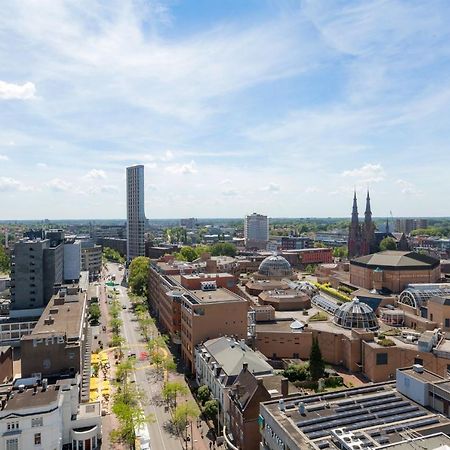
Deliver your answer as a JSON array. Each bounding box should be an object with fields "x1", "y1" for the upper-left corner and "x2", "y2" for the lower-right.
[{"x1": 34, "y1": 433, "x2": 41, "y2": 445}]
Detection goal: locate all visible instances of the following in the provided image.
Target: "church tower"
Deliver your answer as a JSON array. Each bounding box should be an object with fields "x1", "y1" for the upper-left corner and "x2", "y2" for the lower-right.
[
  {"x1": 348, "y1": 191, "x2": 361, "y2": 258},
  {"x1": 361, "y1": 190, "x2": 375, "y2": 254}
]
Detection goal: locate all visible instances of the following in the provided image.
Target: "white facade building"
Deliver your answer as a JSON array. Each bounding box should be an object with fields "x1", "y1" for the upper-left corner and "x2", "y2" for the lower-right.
[
  {"x1": 63, "y1": 240, "x2": 81, "y2": 282},
  {"x1": 0, "y1": 377, "x2": 101, "y2": 450},
  {"x1": 244, "y1": 213, "x2": 269, "y2": 250},
  {"x1": 126, "y1": 165, "x2": 146, "y2": 261},
  {"x1": 195, "y1": 337, "x2": 273, "y2": 427}
]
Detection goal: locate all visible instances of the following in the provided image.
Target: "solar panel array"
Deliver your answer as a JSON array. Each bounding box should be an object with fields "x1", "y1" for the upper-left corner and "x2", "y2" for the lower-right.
[{"x1": 296, "y1": 391, "x2": 433, "y2": 442}]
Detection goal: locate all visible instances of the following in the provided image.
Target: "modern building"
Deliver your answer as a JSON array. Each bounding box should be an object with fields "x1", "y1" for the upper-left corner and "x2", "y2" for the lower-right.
[
  {"x1": 0, "y1": 376, "x2": 101, "y2": 450},
  {"x1": 148, "y1": 261, "x2": 248, "y2": 373},
  {"x1": 10, "y1": 232, "x2": 64, "y2": 312},
  {"x1": 245, "y1": 213, "x2": 269, "y2": 250},
  {"x1": 259, "y1": 366, "x2": 450, "y2": 450},
  {"x1": 100, "y1": 237, "x2": 127, "y2": 256},
  {"x1": 81, "y1": 245, "x2": 102, "y2": 279},
  {"x1": 126, "y1": 164, "x2": 145, "y2": 261},
  {"x1": 395, "y1": 218, "x2": 428, "y2": 235},
  {"x1": 91, "y1": 225, "x2": 125, "y2": 244},
  {"x1": 21, "y1": 284, "x2": 89, "y2": 381},
  {"x1": 282, "y1": 248, "x2": 333, "y2": 268},
  {"x1": 195, "y1": 336, "x2": 273, "y2": 428},
  {"x1": 350, "y1": 251, "x2": 441, "y2": 293},
  {"x1": 280, "y1": 236, "x2": 312, "y2": 251},
  {"x1": 63, "y1": 238, "x2": 81, "y2": 282}
]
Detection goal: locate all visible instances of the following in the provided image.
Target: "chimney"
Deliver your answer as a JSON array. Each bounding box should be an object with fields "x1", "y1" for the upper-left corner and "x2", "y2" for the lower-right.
[
  {"x1": 281, "y1": 378, "x2": 289, "y2": 397},
  {"x1": 242, "y1": 362, "x2": 248, "y2": 372}
]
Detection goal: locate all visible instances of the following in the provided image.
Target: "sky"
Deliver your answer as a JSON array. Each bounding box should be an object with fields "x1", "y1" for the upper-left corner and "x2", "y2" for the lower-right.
[{"x1": 1, "y1": 0, "x2": 450, "y2": 220}]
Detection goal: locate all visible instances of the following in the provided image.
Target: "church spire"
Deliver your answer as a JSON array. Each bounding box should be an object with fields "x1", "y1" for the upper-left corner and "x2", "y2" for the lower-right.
[
  {"x1": 351, "y1": 191, "x2": 359, "y2": 223},
  {"x1": 365, "y1": 189, "x2": 372, "y2": 221}
]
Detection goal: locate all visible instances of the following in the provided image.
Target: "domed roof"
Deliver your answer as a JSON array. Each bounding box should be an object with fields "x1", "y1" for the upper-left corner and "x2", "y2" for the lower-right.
[
  {"x1": 333, "y1": 297, "x2": 379, "y2": 330},
  {"x1": 258, "y1": 254, "x2": 292, "y2": 278}
]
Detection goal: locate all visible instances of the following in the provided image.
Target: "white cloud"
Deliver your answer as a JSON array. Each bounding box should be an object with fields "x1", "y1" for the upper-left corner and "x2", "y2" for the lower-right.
[
  {"x1": 0, "y1": 176, "x2": 33, "y2": 191},
  {"x1": 222, "y1": 188, "x2": 238, "y2": 197},
  {"x1": 37, "y1": 162, "x2": 48, "y2": 168},
  {"x1": 396, "y1": 179, "x2": 421, "y2": 195},
  {"x1": 160, "y1": 150, "x2": 174, "y2": 162},
  {"x1": 165, "y1": 161, "x2": 197, "y2": 175},
  {"x1": 261, "y1": 182, "x2": 280, "y2": 193},
  {"x1": 0, "y1": 80, "x2": 36, "y2": 100},
  {"x1": 341, "y1": 164, "x2": 386, "y2": 183},
  {"x1": 0, "y1": 154, "x2": 9, "y2": 161},
  {"x1": 46, "y1": 178, "x2": 72, "y2": 192},
  {"x1": 305, "y1": 186, "x2": 320, "y2": 193},
  {"x1": 84, "y1": 169, "x2": 106, "y2": 180}
]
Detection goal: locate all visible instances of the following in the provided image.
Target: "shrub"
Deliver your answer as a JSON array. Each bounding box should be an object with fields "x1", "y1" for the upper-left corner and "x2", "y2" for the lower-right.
[{"x1": 378, "y1": 338, "x2": 395, "y2": 347}]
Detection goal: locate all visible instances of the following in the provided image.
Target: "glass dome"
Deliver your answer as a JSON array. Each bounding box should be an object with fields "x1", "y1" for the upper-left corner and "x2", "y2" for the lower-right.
[
  {"x1": 258, "y1": 254, "x2": 292, "y2": 278},
  {"x1": 333, "y1": 298, "x2": 379, "y2": 330}
]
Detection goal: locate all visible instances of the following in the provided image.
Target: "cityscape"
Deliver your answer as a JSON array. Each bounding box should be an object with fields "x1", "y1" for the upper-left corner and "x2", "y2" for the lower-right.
[{"x1": 1, "y1": 2, "x2": 450, "y2": 450}]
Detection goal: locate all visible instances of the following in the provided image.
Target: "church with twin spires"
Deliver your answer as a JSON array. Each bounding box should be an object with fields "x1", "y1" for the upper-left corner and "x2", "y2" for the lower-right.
[{"x1": 348, "y1": 190, "x2": 376, "y2": 258}]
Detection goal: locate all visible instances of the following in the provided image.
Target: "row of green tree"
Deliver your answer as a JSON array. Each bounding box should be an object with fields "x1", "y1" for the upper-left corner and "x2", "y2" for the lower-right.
[
  {"x1": 103, "y1": 247, "x2": 125, "y2": 264},
  {"x1": 174, "y1": 242, "x2": 236, "y2": 262},
  {"x1": 0, "y1": 245, "x2": 10, "y2": 274}
]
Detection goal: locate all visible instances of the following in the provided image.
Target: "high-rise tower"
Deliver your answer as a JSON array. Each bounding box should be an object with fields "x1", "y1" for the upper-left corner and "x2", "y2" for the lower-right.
[{"x1": 126, "y1": 165, "x2": 145, "y2": 261}]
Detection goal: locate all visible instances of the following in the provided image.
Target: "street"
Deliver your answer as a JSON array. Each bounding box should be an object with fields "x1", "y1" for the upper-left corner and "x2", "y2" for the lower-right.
[{"x1": 105, "y1": 262, "x2": 183, "y2": 450}]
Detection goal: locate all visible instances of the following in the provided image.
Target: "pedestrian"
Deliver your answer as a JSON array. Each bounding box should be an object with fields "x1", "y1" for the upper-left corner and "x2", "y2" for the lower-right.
[{"x1": 209, "y1": 442, "x2": 212, "y2": 449}]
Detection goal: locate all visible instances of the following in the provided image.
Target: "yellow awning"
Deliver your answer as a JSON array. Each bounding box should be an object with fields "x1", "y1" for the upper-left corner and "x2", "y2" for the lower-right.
[
  {"x1": 89, "y1": 391, "x2": 99, "y2": 401},
  {"x1": 90, "y1": 377, "x2": 99, "y2": 389}
]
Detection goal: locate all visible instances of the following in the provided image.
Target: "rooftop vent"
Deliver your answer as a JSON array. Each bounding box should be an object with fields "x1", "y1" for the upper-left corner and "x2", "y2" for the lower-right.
[
  {"x1": 413, "y1": 364, "x2": 424, "y2": 373},
  {"x1": 201, "y1": 281, "x2": 217, "y2": 292},
  {"x1": 44, "y1": 316, "x2": 54, "y2": 325}
]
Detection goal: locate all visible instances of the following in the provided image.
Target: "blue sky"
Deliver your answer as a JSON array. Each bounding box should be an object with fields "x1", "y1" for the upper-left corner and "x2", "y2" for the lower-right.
[{"x1": 1, "y1": 0, "x2": 450, "y2": 219}]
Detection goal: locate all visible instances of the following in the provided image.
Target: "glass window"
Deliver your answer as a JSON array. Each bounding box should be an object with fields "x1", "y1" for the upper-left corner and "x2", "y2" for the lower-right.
[
  {"x1": 6, "y1": 439, "x2": 18, "y2": 450},
  {"x1": 376, "y1": 353, "x2": 388, "y2": 365},
  {"x1": 34, "y1": 433, "x2": 41, "y2": 445}
]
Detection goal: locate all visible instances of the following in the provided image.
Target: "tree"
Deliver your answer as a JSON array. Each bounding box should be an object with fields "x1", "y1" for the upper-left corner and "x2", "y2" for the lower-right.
[
  {"x1": 203, "y1": 399, "x2": 219, "y2": 421},
  {"x1": 173, "y1": 401, "x2": 200, "y2": 432},
  {"x1": 332, "y1": 246, "x2": 348, "y2": 258},
  {"x1": 174, "y1": 246, "x2": 198, "y2": 262},
  {"x1": 210, "y1": 242, "x2": 236, "y2": 257},
  {"x1": 110, "y1": 317, "x2": 122, "y2": 334},
  {"x1": 162, "y1": 381, "x2": 188, "y2": 407},
  {"x1": 88, "y1": 303, "x2": 101, "y2": 325},
  {"x1": 128, "y1": 256, "x2": 150, "y2": 296},
  {"x1": 103, "y1": 247, "x2": 125, "y2": 264},
  {"x1": 379, "y1": 237, "x2": 397, "y2": 251},
  {"x1": 283, "y1": 364, "x2": 308, "y2": 382},
  {"x1": 309, "y1": 337, "x2": 325, "y2": 381},
  {"x1": 197, "y1": 385, "x2": 211, "y2": 404},
  {"x1": 0, "y1": 245, "x2": 10, "y2": 274}
]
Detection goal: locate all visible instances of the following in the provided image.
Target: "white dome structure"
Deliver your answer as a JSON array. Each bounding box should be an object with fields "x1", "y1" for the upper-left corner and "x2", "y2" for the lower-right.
[
  {"x1": 258, "y1": 254, "x2": 292, "y2": 278},
  {"x1": 333, "y1": 297, "x2": 379, "y2": 331}
]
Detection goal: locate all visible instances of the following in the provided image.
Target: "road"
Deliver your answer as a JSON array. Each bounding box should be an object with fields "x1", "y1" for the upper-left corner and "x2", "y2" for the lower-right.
[{"x1": 107, "y1": 262, "x2": 183, "y2": 450}]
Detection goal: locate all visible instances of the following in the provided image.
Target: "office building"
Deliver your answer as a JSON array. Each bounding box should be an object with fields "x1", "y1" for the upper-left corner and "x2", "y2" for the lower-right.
[
  {"x1": 10, "y1": 231, "x2": 64, "y2": 311},
  {"x1": 63, "y1": 238, "x2": 81, "y2": 282},
  {"x1": 0, "y1": 376, "x2": 101, "y2": 450},
  {"x1": 81, "y1": 245, "x2": 102, "y2": 279},
  {"x1": 259, "y1": 366, "x2": 450, "y2": 450},
  {"x1": 21, "y1": 284, "x2": 89, "y2": 381},
  {"x1": 245, "y1": 213, "x2": 269, "y2": 250},
  {"x1": 396, "y1": 218, "x2": 429, "y2": 235},
  {"x1": 126, "y1": 165, "x2": 145, "y2": 260}
]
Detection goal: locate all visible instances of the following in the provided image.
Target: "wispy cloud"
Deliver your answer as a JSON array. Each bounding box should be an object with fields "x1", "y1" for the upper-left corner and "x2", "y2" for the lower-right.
[
  {"x1": 341, "y1": 164, "x2": 386, "y2": 183},
  {"x1": 165, "y1": 161, "x2": 197, "y2": 175},
  {"x1": 0, "y1": 155, "x2": 9, "y2": 161},
  {"x1": 84, "y1": 169, "x2": 107, "y2": 180}
]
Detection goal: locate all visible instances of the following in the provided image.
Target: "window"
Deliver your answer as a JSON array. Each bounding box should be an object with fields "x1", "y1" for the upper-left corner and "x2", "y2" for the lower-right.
[
  {"x1": 414, "y1": 358, "x2": 423, "y2": 366},
  {"x1": 376, "y1": 353, "x2": 388, "y2": 365},
  {"x1": 6, "y1": 439, "x2": 18, "y2": 450},
  {"x1": 31, "y1": 417, "x2": 43, "y2": 428},
  {"x1": 34, "y1": 433, "x2": 41, "y2": 445},
  {"x1": 446, "y1": 319, "x2": 450, "y2": 328},
  {"x1": 7, "y1": 421, "x2": 19, "y2": 430}
]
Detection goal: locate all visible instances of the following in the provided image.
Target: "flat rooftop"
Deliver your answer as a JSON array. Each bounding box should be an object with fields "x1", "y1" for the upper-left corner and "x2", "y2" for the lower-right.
[
  {"x1": 187, "y1": 287, "x2": 245, "y2": 304},
  {"x1": 22, "y1": 287, "x2": 86, "y2": 342},
  {"x1": 0, "y1": 384, "x2": 60, "y2": 414},
  {"x1": 262, "y1": 383, "x2": 450, "y2": 449}
]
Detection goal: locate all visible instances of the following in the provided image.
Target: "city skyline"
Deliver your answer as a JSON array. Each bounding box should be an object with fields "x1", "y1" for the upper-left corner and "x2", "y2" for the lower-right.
[{"x1": 1, "y1": 1, "x2": 450, "y2": 219}]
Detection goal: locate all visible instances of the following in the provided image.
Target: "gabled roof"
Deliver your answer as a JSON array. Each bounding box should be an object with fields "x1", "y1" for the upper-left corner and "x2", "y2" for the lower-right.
[{"x1": 202, "y1": 337, "x2": 273, "y2": 385}]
